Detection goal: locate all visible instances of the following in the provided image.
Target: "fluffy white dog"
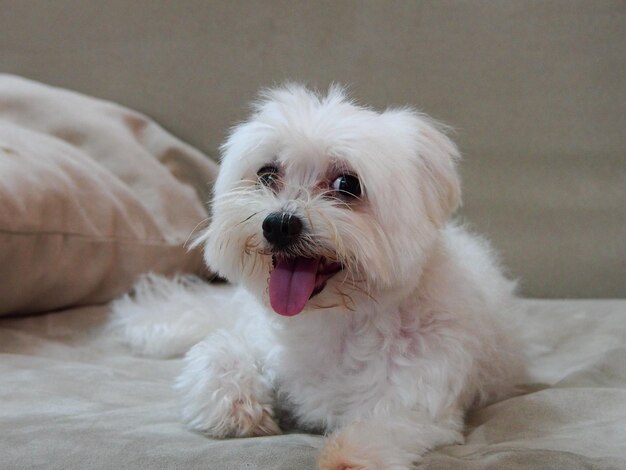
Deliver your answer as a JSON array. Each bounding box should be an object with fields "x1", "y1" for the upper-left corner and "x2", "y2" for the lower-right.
[{"x1": 113, "y1": 84, "x2": 526, "y2": 469}]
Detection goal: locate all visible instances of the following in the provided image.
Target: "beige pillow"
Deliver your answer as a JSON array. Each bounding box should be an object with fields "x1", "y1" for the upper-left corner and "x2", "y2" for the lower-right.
[{"x1": 0, "y1": 75, "x2": 218, "y2": 316}]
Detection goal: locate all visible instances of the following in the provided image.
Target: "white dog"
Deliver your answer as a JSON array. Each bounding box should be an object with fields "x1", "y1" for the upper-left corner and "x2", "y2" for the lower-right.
[{"x1": 113, "y1": 84, "x2": 526, "y2": 469}]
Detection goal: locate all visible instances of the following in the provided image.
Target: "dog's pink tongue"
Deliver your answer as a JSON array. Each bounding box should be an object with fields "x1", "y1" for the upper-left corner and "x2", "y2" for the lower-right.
[{"x1": 269, "y1": 257, "x2": 319, "y2": 316}]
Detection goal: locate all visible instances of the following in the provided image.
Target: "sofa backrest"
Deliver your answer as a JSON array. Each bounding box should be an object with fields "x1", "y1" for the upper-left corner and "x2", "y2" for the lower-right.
[{"x1": 1, "y1": 0, "x2": 624, "y2": 297}]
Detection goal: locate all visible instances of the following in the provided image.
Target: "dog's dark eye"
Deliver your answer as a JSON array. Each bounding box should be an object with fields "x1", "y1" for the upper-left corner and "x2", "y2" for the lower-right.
[
  {"x1": 257, "y1": 165, "x2": 279, "y2": 188},
  {"x1": 331, "y1": 174, "x2": 361, "y2": 199}
]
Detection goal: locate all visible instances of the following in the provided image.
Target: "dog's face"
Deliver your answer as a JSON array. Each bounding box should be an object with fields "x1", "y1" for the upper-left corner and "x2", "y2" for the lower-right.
[{"x1": 199, "y1": 85, "x2": 461, "y2": 316}]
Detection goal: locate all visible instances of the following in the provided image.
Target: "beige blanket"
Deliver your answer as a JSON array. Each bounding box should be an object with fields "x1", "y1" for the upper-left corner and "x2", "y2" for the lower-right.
[{"x1": 1, "y1": 297, "x2": 625, "y2": 469}]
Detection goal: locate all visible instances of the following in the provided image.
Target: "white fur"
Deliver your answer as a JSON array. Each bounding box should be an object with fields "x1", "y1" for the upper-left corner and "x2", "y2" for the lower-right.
[{"x1": 112, "y1": 85, "x2": 526, "y2": 469}]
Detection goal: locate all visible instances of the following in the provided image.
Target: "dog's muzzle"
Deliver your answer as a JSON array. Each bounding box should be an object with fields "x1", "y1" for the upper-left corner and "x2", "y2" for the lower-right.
[
  {"x1": 261, "y1": 211, "x2": 343, "y2": 316},
  {"x1": 262, "y1": 212, "x2": 303, "y2": 250}
]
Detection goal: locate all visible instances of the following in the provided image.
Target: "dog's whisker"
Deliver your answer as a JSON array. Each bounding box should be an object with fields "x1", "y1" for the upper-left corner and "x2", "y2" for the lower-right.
[
  {"x1": 235, "y1": 211, "x2": 262, "y2": 228},
  {"x1": 184, "y1": 217, "x2": 212, "y2": 250},
  {"x1": 186, "y1": 219, "x2": 214, "y2": 250}
]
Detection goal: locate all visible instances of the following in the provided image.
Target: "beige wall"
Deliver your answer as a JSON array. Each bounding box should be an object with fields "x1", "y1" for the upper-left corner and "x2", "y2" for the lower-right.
[{"x1": 1, "y1": 0, "x2": 624, "y2": 297}]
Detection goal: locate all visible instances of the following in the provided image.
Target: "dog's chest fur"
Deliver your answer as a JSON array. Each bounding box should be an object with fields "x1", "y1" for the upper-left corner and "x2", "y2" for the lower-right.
[{"x1": 270, "y1": 297, "x2": 457, "y2": 430}]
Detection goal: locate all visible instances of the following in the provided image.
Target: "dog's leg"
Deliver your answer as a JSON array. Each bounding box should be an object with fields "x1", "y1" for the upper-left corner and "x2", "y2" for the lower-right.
[
  {"x1": 175, "y1": 329, "x2": 280, "y2": 438},
  {"x1": 318, "y1": 407, "x2": 463, "y2": 470}
]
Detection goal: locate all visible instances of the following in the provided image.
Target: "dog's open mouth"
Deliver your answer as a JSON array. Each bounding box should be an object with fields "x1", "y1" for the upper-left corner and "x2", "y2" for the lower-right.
[{"x1": 268, "y1": 255, "x2": 342, "y2": 316}]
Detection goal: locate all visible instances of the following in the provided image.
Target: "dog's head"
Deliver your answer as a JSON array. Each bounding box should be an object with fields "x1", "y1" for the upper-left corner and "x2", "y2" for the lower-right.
[{"x1": 198, "y1": 84, "x2": 461, "y2": 316}]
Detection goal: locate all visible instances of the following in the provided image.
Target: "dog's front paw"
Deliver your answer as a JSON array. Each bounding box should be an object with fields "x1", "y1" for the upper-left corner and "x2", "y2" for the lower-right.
[
  {"x1": 175, "y1": 332, "x2": 281, "y2": 438},
  {"x1": 318, "y1": 432, "x2": 382, "y2": 470},
  {"x1": 184, "y1": 393, "x2": 280, "y2": 438},
  {"x1": 318, "y1": 409, "x2": 464, "y2": 470},
  {"x1": 318, "y1": 429, "x2": 408, "y2": 470}
]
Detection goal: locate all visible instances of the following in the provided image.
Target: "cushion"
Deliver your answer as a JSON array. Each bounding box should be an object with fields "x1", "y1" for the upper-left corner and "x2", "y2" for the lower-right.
[{"x1": 0, "y1": 75, "x2": 219, "y2": 315}]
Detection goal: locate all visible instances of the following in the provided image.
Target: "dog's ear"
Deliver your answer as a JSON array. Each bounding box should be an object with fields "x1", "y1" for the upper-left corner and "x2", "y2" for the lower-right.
[{"x1": 381, "y1": 109, "x2": 461, "y2": 227}]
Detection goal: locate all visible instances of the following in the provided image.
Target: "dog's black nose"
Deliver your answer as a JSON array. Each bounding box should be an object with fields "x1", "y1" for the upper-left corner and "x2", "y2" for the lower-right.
[{"x1": 262, "y1": 212, "x2": 303, "y2": 249}]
